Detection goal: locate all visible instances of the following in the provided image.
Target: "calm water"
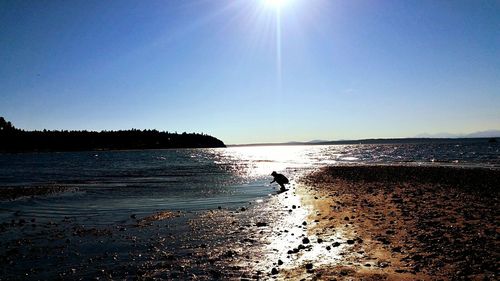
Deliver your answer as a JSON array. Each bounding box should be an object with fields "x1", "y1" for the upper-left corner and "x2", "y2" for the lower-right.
[{"x1": 0, "y1": 141, "x2": 499, "y2": 225}]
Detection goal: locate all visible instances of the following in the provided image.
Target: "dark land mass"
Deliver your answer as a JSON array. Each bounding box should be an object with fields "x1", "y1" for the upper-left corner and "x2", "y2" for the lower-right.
[
  {"x1": 230, "y1": 137, "x2": 499, "y2": 147},
  {"x1": 0, "y1": 117, "x2": 225, "y2": 153}
]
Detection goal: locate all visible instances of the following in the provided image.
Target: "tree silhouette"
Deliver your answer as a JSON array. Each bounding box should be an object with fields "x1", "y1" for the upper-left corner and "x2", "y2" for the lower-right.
[{"x1": 0, "y1": 117, "x2": 225, "y2": 152}]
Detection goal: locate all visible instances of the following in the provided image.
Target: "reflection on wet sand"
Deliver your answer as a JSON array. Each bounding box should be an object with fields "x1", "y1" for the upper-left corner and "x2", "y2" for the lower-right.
[{"x1": 249, "y1": 182, "x2": 347, "y2": 279}]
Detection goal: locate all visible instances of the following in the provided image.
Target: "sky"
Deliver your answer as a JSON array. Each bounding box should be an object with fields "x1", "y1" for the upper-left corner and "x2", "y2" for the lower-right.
[{"x1": 1, "y1": 0, "x2": 499, "y2": 144}]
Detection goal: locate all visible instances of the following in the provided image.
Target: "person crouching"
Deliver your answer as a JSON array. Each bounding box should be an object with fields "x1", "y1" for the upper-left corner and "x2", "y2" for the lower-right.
[{"x1": 270, "y1": 171, "x2": 289, "y2": 192}]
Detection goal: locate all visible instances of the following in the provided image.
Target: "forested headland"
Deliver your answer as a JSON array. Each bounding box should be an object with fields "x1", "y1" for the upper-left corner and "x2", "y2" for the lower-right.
[{"x1": 0, "y1": 117, "x2": 225, "y2": 152}]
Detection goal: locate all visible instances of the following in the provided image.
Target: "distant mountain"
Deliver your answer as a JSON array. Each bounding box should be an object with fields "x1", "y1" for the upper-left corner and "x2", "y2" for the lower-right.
[
  {"x1": 464, "y1": 130, "x2": 500, "y2": 138},
  {"x1": 415, "y1": 130, "x2": 500, "y2": 138},
  {"x1": 414, "y1": 132, "x2": 460, "y2": 138},
  {"x1": 230, "y1": 136, "x2": 500, "y2": 147},
  {"x1": 307, "y1": 139, "x2": 329, "y2": 144},
  {"x1": 0, "y1": 117, "x2": 226, "y2": 152}
]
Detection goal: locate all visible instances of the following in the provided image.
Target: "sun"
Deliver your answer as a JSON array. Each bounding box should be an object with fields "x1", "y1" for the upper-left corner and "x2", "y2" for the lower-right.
[{"x1": 263, "y1": 0, "x2": 289, "y2": 9}]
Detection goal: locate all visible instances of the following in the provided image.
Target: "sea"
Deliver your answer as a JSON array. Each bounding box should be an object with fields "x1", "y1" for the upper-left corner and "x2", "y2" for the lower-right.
[{"x1": 0, "y1": 140, "x2": 499, "y2": 225}]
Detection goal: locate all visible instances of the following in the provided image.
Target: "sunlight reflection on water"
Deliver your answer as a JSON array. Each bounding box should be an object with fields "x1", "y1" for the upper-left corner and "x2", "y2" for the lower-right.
[
  {"x1": 1, "y1": 142, "x2": 497, "y2": 225},
  {"x1": 211, "y1": 145, "x2": 325, "y2": 178}
]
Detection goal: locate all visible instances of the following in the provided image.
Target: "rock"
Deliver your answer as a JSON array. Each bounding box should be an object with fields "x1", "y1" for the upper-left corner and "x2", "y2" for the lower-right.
[
  {"x1": 209, "y1": 269, "x2": 222, "y2": 279},
  {"x1": 271, "y1": 268, "x2": 278, "y2": 275},
  {"x1": 130, "y1": 214, "x2": 137, "y2": 219},
  {"x1": 412, "y1": 254, "x2": 423, "y2": 261},
  {"x1": 305, "y1": 263, "x2": 313, "y2": 270},
  {"x1": 344, "y1": 216, "x2": 349, "y2": 221},
  {"x1": 378, "y1": 237, "x2": 390, "y2": 245},
  {"x1": 317, "y1": 238, "x2": 323, "y2": 243},
  {"x1": 225, "y1": 250, "x2": 236, "y2": 257},
  {"x1": 347, "y1": 239, "x2": 355, "y2": 244},
  {"x1": 378, "y1": 262, "x2": 389, "y2": 268},
  {"x1": 256, "y1": 222, "x2": 267, "y2": 227}
]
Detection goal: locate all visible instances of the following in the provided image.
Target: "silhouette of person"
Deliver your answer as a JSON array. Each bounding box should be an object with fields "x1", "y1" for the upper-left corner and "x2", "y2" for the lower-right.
[{"x1": 270, "y1": 171, "x2": 289, "y2": 192}]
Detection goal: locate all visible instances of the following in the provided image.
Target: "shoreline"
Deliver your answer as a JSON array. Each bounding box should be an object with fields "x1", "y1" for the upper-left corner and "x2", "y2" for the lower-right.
[{"x1": 0, "y1": 165, "x2": 498, "y2": 280}]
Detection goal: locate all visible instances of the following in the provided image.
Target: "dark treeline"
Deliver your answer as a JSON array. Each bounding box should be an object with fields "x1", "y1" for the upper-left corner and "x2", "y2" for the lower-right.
[{"x1": 0, "y1": 117, "x2": 225, "y2": 152}]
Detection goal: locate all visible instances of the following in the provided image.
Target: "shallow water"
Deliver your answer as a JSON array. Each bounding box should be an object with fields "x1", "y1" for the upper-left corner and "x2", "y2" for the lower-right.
[
  {"x1": 0, "y1": 141, "x2": 498, "y2": 225},
  {"x1": 0, "y1": 141, "x2": 499, "y2": 279}
]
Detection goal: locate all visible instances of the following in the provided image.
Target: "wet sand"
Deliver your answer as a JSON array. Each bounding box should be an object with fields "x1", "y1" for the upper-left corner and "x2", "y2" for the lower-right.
[{"x1": 0, "y1": 165, "x2": 498, "y2": 280}]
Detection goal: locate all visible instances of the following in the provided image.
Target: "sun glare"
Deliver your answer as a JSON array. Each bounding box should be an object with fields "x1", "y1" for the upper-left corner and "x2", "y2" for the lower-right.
[{"x1": 264, "y1": 0, "x2": 288, "y2": 9}]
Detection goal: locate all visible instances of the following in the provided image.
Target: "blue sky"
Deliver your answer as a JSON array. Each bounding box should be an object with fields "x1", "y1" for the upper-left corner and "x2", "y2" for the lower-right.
[{"x1": 1, "y1": 0, "x2": 499, "y2": 144}]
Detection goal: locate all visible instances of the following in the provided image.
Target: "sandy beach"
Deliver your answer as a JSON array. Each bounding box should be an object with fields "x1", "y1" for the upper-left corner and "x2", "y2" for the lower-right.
[
  {"x1": 295, "y1": 166, "x2": 499, "y2": 280},
  {"x1": 1, "y1": 165, "x2": 498, "y2": 280}
]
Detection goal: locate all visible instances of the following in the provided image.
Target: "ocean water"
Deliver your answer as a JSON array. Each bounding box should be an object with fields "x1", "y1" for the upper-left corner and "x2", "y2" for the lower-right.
[{"x1": 0, "y1": 141, "x2": 499, "y2": 225}]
